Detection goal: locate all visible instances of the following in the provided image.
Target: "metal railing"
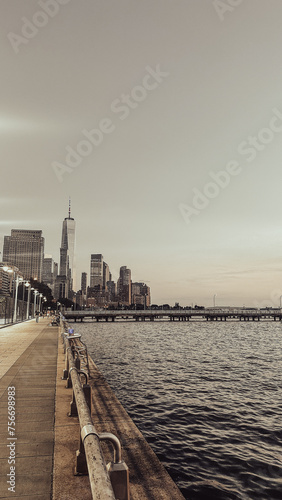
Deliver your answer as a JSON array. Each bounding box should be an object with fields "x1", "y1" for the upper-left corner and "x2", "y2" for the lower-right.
[{"x1": 60, "y1": 318, "x2": 130, "y2": 500}]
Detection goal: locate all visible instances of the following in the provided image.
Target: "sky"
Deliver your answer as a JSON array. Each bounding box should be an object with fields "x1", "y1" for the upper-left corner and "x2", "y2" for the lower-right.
[{"x1": 1, "y1": 0, "x2": 282, "y2": 307}]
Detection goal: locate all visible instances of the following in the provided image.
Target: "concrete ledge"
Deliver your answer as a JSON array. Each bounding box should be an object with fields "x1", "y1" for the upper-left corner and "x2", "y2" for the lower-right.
[
  {"x1": 88, "y1": 356, "x2": 185, "y2": 500},
  {"x1": 53, "y1": 330, "x2": 185, "y2": 499}
]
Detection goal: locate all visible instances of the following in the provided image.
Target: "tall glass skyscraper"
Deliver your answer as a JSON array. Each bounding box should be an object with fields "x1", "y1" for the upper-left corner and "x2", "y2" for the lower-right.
[
  {"x1": 117, "y1": 266, "x2": 132, "y2": 305},
  {"x1": 55, "y1": 201, "x2": 76, "y2": 298}
]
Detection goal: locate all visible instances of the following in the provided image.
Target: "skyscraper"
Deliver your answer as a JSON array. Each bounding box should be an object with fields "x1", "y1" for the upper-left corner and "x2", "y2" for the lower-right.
[
  {"x1": 117, "y1": 266, "x2": 131, "y2": 305},
  {"x1": 42, "y1": 256, "x2": 58, "y2": 293},
  {"x1": 103, "y1": 261, "x2": 110, "y2": 290},
  {"x1": 81, "y1": 272, "x2": 87, "y2": 295},
  {"x1": 59, "y1": 201, "x2": 76, "y2": 289},
  {"x1": 107, "y1": 280, "x2": 117, "y2": 302},
  {"x1": 54, "y1": 202, "x2": 76, "y2": 299},
  {"x1": 53, "y1": 262, "x2": 58, "y2": 281},
  {"x1": 90, "y1": 254, "x2": 103, "y2": 288},
  {"x1": 131, "y1": 282, "x2": 151, "y2": 307},
  {"x1": 3, "y1": 229, "x2": 44, "y2": 281}
]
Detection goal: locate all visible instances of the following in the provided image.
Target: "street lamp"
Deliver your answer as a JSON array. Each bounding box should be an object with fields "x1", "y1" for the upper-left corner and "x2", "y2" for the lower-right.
[
  {"x1": 33, "y1": 290, "x2": 38, "y2": 317},
  {"x1": 13, "y1": 275, "x2": 23, "y2": 323},
  {"x1": 25, "y1": 282, "x2": 31, "y2": 320},
  {"x1": 30, "y1": 288, "x2": 34, "y2": 317},
  {"x1": 39, "y1": 293, "x2": 43, "y2": 314}
]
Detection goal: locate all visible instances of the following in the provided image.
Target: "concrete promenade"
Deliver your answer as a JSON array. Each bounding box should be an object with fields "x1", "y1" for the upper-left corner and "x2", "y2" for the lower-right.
[{"x1": 0, "y1": 319, "x2": 58, "y2": 500}]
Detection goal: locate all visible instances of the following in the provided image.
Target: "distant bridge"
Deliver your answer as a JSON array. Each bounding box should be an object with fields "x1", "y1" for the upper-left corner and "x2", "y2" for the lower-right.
[{"x1": 64, "y1": 308, "x2": 282, "y2": 322}]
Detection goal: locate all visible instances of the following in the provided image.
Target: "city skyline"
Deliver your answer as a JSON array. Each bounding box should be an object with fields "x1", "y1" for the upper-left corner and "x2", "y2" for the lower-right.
[
  {"x1": 0, "y1": 207, "x2": 152, "y2": 307},
  {"x1": 1, "y1": 208, "x2": 282, "y2": 308},
  {"x1": 1, "y1": 198, "x2": 282, "y2": 307},
  {"x1": 1, "y1": 1, "x2": 282, "y2": 306}
]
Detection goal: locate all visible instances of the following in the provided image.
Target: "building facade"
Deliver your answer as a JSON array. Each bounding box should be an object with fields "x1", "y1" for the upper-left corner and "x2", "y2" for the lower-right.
[
  {"x1": 103, "y1": 262, "x2": 110, "y2": 290},
  {"x1": 3, "y1": 229, "x2": 44, "y2": 281},
  {"x1": 107, "y1": 280, "x2": 117, "y2": 302},
  {"x1": 54, "y1": 275, "x2": 69, "y2": 300},
  {"x1": 131, "y1": 282, "x2": 151, "y2": 307},
  {"x1": 117, "y1": 266, "x2": 131, "y2": 305},
  {"x1": 81, "y1": 272, "x2": 87, "y2": 295},
  {"x1": 90, "y1": 254, "x2": 103, "y2": 288},
  {"x1": 42, "y1": 256, "x2": 58, "y2": 293},
  {"x1": 0, "y1": 266, "x2": 11, "y2": 296}
]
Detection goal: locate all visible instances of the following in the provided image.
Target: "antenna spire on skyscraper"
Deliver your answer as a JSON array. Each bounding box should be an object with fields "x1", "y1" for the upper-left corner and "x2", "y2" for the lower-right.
[{"x1": 69, "y1": 197, "x2": 71, "y2": 218}]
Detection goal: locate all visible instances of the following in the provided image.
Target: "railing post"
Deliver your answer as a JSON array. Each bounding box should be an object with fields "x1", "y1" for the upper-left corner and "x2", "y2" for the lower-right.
[
  {"x1": 107, "y1": 461, "x2": 130, "y2": 500},
  {"x1": 83, "y1": 383, "x2": 91, "y2": 414},
  {"x1": 62, "y1": 346, "x2": 70, "y2": 380},
  {"x1": 99, "y1": 433, "x2": 130, "y2": 500},
  {"x1": 75, "y1": 435, "x2": 88, "y2": 475},
  {"x1": 69, "y1": 384, "x2": 78, "y2": 417},
  {"x1": 66, "y1": 370, "x2": 72, "y2": 388},
  {"x1": 75, "y1": 379, "x2": 92, "y2": 471},
  {"x1": 75, "y1": 356, "x2": 81, "y2": 371}
]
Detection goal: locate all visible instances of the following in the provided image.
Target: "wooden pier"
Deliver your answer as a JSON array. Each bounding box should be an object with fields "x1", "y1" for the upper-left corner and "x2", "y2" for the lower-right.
[{"x1": 64, "y1": 308, "x2": 282, "y2": 323}]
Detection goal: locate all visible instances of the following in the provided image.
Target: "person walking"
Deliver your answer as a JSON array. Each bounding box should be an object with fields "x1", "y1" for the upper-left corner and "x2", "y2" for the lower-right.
[{"x1": 35, "y1": 310, "x2": 40, "y2": 323}]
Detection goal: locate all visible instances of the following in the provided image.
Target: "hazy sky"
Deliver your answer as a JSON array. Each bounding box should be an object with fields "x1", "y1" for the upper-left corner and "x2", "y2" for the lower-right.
[{"x1": 1, "y1": 0, "x2": 282, "y2": 306}]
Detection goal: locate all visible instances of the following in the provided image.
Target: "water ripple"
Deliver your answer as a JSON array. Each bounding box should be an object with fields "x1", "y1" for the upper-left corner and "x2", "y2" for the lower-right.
[{"x1": 75, "y1": 320, "x2": 282, "y2": 500}]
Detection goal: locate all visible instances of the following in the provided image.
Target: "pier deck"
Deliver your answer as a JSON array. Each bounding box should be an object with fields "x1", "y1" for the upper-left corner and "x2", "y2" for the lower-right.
[
  {"x1": 0, "y1": 319, "x2": 185, "y2": 499},
  {"x1": 64, "y1": 308, "x2": 282, "y2": 322}
]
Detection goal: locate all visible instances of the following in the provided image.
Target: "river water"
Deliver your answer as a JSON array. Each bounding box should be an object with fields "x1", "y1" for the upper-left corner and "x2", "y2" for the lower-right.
[{"x1": 72, "y1": 320, "x2": 282, "y2": 499}]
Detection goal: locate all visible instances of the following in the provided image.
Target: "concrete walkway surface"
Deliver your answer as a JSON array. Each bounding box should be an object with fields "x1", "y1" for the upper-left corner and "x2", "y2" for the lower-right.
[{"x1": 0, "y1": 319, "x2": 58, "y2": 500}]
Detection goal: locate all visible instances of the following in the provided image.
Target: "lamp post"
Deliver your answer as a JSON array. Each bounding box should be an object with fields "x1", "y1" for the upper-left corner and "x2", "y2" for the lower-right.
[
  {"x1": 39, "y1": 293, "x2": 43, "y2": 314},
  {"x1": 33, "y1": 290, "x2": 38, "y2": 317},
  {"x1": 25, "y1": 282, "x2": 31, "y2": 320},
  {"x1": 30, "y1": 288, "x2": 34, "y2": 317},
  {"x1": 13, "y1": 275, "x2": 22, "y2": 323},
  {"x1": 20, "y1": 279, "x2": 25, "y2": 321},
  {"x1": 43, "y1": 297, "x2": 47, "y2": 315}
]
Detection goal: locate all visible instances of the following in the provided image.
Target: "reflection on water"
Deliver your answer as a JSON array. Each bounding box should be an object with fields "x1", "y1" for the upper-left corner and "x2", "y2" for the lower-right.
[{"x1": 73, "y1": 320, "x2": 282, "y2": 500}]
